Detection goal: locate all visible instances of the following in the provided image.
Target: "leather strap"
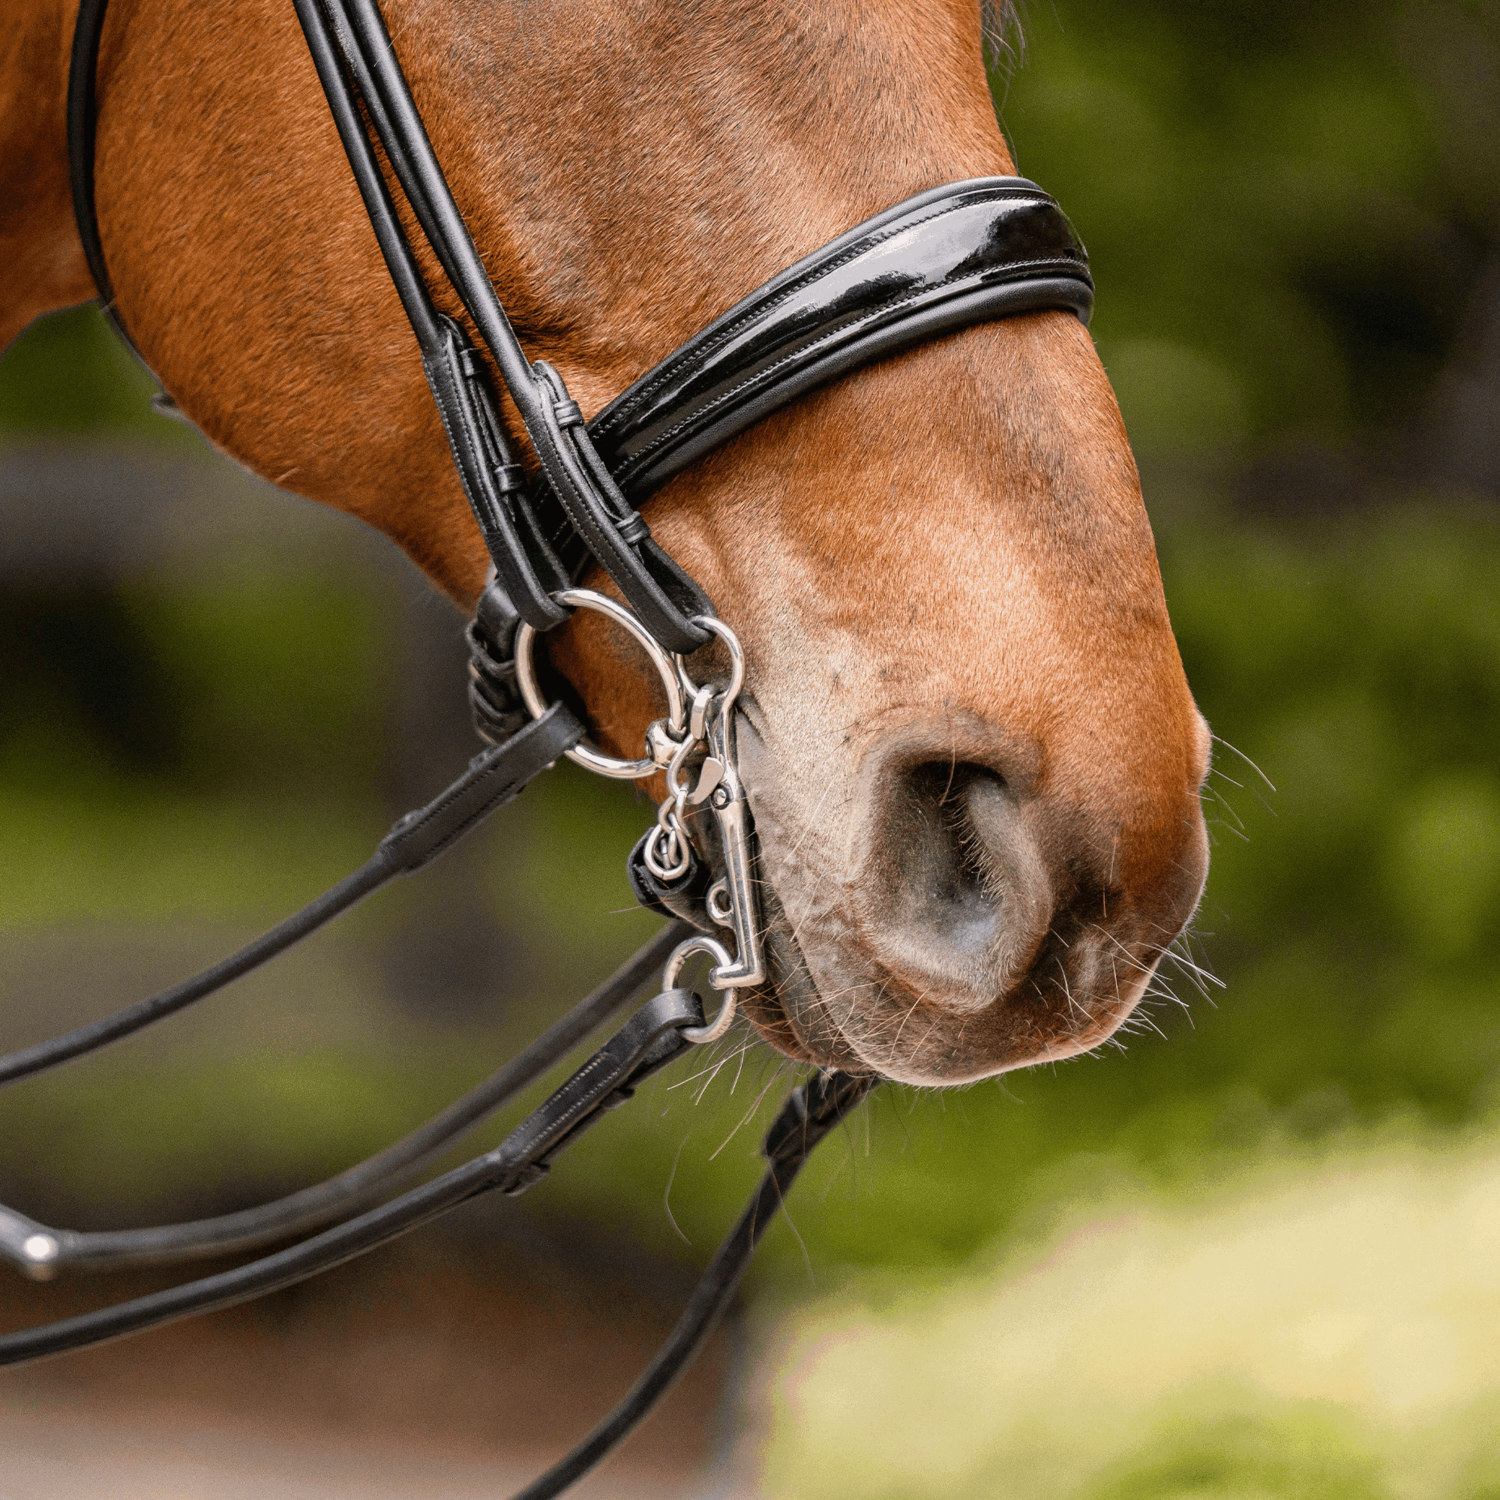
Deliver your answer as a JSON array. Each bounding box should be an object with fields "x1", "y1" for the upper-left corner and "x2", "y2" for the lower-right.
[
  {"x1": 0, "y1": 703, "x2": 583, "y2": 1091},
  {"x1": 300, "y1": 0, "x2": 715, "y2": 651},
  {"x1": 0, "y1": 1040, "x2": 878, "y2": 1500},
  {"x1": 290, "y1": 0, "x2": 573, "y2": 630},
  {"x1": 0, "y1": 921, "x2": 695, "y2": 1275},
  {"x1": 373, "y1": 704, "x2": 581, "y2": 872},
  {"x1": 0, "y1": 986, "x2": 707, "y2": 1365},
  {"x1": 66, "y1": 0, "x2": 114, "y2": 313},
  {"x1": 590, "y1": 178, "x2": 1093, "y2": 501},
  {"x1": 509, "y1": 1070, "x2": 878, "y2": 1500}
]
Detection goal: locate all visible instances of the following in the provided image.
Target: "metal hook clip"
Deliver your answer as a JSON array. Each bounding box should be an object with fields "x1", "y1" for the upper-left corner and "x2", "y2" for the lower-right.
[{"x1": 516, "y1": 593, "x2": 764, "y2": 1001}]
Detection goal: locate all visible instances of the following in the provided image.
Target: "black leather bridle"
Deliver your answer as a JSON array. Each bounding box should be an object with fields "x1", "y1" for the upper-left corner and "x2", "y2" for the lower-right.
[{"x1": 4, "y1": 0, "x2": 1095, "y2": 1492}]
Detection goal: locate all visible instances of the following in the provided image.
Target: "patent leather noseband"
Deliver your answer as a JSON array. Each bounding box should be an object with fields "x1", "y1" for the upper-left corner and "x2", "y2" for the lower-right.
[
  {"x1": 20, "y1": 0, "x2": 1097, "y2": 1495},
  {"x1": 591, "y1": 179, "x2": 1092, "y2": 499}
]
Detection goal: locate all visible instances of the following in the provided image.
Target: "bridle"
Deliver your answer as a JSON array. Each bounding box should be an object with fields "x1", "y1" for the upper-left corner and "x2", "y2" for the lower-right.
[{"x1": 3, "y1": 0, "x2": 1095, "y2": 1491}]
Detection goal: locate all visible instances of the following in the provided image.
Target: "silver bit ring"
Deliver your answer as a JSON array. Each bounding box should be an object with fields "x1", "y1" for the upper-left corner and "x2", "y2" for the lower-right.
[
  {"x1": 515, "y1": 589, "x2": 688, "y2": 780},
  {"x1": 665, "y1": 935, "x2": 741, "y2": 1044}
]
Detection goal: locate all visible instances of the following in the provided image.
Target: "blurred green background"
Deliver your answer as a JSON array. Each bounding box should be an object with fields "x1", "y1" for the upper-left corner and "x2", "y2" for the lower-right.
[{"x1": 1, "y1": 0, "x2": 1498, "y2": 1491}]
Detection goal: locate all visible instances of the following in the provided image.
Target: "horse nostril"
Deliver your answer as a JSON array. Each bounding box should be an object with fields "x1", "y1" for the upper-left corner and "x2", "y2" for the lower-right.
[
  {"x1": 864, "y1": 757, "x2": 1055, "y2": 1006},
  {"x1": 892, "y1": 763, "x2": 1011, "y2": 952}
]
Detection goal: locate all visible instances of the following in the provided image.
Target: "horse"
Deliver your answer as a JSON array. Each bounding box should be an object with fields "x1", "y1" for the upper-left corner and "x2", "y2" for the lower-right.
[{"x1": 2, "y1": 0, "x2": 1209, "y2": 1088}]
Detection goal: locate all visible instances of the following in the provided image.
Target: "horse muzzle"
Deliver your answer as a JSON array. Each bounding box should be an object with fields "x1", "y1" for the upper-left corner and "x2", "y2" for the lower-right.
[{"x1": 738, "y1": 715, "x2": 1211, "y2": 1085}]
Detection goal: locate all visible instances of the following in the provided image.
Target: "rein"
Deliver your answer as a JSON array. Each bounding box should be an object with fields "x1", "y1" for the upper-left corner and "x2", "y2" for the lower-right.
[{"x1": 7, "y1": 0, "x2": 1098, "y2": 1490}]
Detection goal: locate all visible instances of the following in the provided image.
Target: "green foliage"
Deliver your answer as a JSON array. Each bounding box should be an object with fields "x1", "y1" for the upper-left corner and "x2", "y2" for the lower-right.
[
  {"x1": 752, "y1": 1125, "x2": 1500, "y2": 1498},
  {"x1": 0, "y1": 566, "x2": 390, "y2": 796},
  {"x1": 998, "y1": 0, "x2": 1497, "y2": 450},
  {"x1": 124, "y1": 567, "x2": 391, "y2": 794},
  {"x1": 0, "y1": 305, "x2": 173, "y2": 438},
  {"x1": 0, "y1": 788, "x2": 379, "y2": 926},
  {"x1": 1075, "y1": 1414, "x2": 1392, "y2": 1500}
]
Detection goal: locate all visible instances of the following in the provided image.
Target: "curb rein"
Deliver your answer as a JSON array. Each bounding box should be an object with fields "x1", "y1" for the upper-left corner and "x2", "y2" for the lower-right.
[{"x1": 5, "y1": 0, "x2": 1097, "y2": 1492}]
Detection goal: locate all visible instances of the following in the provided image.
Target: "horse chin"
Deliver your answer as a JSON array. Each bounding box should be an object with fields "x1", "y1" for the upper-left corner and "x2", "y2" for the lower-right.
[{"x1": 735, "y1": 883, "x2": 875, "y2": 1075}]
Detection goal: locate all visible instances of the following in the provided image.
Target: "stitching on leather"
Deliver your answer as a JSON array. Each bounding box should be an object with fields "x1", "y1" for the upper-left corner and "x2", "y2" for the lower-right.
[
  {"x1": 615, "y1": 262, "x2": 1088, "y2": 473},
  {"x1": 592, "y1": 186, "x2": 1058, "y2": 436},
  {"x1": 389, "y1": 713, "x2": 578, "y2": 863},
  {"x1": 510, "y1": 1005, "x2": 692, "y2": 1160},
  {"x1": 418, "y1": 779, "x2": 528, "y2": 862},
  {"x1": 592, "y1": 188, "x2": 1029, "y2": 430},
  {"x1": 428, "y1": 348, "x2": 504, "y2": 560},
  {"x1": 534, "y1": 404, "x2": 640, "y2": 590},
  {"x1": 515, "y1": 1047, "x2": 626, "y2": 1152},
  {"x1": 543, "y1": 1058, "x2": 618, "y2": 1138}
]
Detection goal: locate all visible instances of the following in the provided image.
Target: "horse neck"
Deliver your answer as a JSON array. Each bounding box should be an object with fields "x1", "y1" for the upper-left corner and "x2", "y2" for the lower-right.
[{"x1": 1, "y1": 0, "x2": 95, "y2": 351}]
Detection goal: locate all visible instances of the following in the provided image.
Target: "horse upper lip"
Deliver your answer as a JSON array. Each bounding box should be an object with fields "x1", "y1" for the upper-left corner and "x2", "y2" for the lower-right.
[{"x1": 726, "y1": 704, "x2": 1208, "y2": 1084}]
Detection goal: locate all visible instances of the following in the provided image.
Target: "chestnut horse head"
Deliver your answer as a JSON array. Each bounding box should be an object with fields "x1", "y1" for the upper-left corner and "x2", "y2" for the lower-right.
[{"x1": 6, "y1": 0, "x2": 1210, "y2": 1085}]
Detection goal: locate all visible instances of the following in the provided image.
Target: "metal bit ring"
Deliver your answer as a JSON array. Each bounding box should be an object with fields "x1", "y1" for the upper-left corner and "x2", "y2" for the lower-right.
[
  {"x1": 676, "y1": 615, "x2": 745, "y2": 712},
  {"x1": 664, "y1": 935, "x2": 740, "y2": 1044},
  {"x1": 515, "y1": 588, "x2": 688, "y2": 780}
]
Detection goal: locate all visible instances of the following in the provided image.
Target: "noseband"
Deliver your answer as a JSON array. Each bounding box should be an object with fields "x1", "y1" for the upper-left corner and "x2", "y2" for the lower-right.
[{"x1": 8, "y1": 0, "x2": 1095, "y2": 1491}]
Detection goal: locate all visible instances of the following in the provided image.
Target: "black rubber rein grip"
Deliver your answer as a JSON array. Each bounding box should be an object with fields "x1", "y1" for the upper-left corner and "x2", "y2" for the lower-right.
[{"x1": 0, "y1": 703, "x2": 582, "y2": 1089}]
